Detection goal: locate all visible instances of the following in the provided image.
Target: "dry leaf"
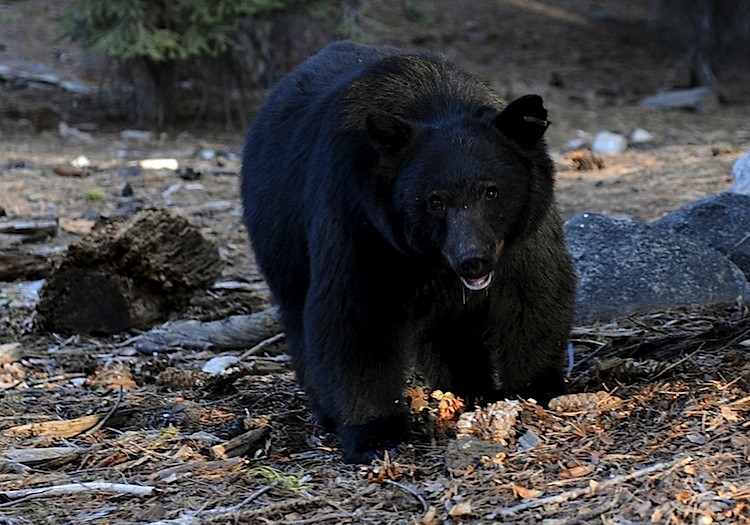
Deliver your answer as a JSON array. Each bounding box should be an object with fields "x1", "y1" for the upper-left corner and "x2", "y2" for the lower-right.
[
  {"x1": 448, "y1": 501, "x2": 472, "y2": 518},
  {"x1": 419, "y1": 506, "x2": 440, "y2": 525},
  {"x1": 59, "y1": 217, "x2": 95, "y2": 235},
  {"x1": 569, "y1": 149, "x2": 605, "y2": 171},
  {"x1": 432, "y1": 390, "x2": 465, "y2": 425},
  {"x1": 361, "y1": 451, "x2": 417, "y2": 482},
  {"x1": 560, "y1": 464, "x2": 595, "y2": 479},
  {"x1": 87, "y1": 366, "x2": 136, "y2": 390},
  {"x1": 720, "y1": 406, "x2": 741, "y2": 422},
  {"x1": 513, "y1": 484, "x2": 544, "y2": 500},
  {"x1": 405, "y1": 386, "x2": 430, "y2": 414}
]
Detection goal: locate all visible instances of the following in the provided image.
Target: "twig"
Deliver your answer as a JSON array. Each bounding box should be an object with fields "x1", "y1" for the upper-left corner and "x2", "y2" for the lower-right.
[
  {"x1": 142, "y1": 486, "x2": 273, "y2": 525},
  {"x1": 652, "y1": 346, "x2": 703, "y2": 379},
  {"x1": 497, "y1": 456, "x2": 692, "y2": 517},
  {"x1": 282, "y1": 512, "x2": 354, "y2": 524},
  {"x1": 210, "y1": 426, "x2": 270, "y2": 459},
  {"x1": 384, "y1": 479, "x2": 429, "y2": 514},
  {"x1": 556, "y1": 489, "x2": 631, "y2": 525},
  {"x1": 0, "y1": 481, "x2": 155, "y2": 502},
  {"x1": 12, "y1": 373, "x2": 88, "y2": 389},
  {"x1": 239, "y1": 332, "x2": 285, "y2": 360},
  {"x1": 84, "y1": 386, "x2": 124, "y2": 437}
]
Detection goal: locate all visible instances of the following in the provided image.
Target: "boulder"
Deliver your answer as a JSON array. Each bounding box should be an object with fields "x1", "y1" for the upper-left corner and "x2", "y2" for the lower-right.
[
  {"x1": 565, "y1": 212, "x2": 750, "y2": 325},
  {"x1": 651, "y1": 192, "x2": 750, "y2": 277}
]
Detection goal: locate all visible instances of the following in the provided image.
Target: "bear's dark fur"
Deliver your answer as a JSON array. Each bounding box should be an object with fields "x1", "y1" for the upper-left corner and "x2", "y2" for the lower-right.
[{"x1": 241, "y1": 41, "x2": 576, "y2": 463}]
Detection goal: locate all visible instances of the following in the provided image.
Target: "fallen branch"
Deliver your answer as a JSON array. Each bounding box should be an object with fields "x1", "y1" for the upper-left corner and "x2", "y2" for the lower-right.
[
  {"x1": 83, "y1": 386, "x2": 124, "y2": 436},
  {"x1": 497, "y1": 456, "x2": 692, "y2": 517},
  {"x1": 211, "y1": 426, "x2": 270, "y2": 459},
  {"x1": 239, "y1": 332, "x2": 286, "y2": 360},
  {"x1": 2, "y1": 414, "x2": 101, "y2": 439},
  {"x1": 0, "y1": 248, "x2": 51, "y2": 281},
  {"x1": 0, "y1": 217, "x2": 58, "y2": 237},
  {"x1": 0, "y1": 481, "x2": 155, "y2": 502},
  {"x1": 384, "y1": 479, "x2": 429, "y2": 514},
  {"x1": 145, "y1": 486, "x2": 272, "y2": 525},
  {"x1": 129, "y1": 307, "x2": 281, "y2": 353}
]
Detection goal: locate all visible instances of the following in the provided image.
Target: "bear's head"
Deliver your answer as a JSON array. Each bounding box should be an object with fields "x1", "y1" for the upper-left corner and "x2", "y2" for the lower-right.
[{"x1": 365, "y1": 94, "x2": 555, "y2": 291}]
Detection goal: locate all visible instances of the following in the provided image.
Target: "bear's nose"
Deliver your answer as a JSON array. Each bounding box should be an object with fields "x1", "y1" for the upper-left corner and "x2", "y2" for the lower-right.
[{"x1": 456, "y1": 253, "x2": 492, "y2": 279}]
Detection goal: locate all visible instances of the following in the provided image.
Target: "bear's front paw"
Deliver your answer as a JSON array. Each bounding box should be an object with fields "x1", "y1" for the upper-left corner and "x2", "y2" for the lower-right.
[{"x1": 336, "y1": 415, "x2": 406, "y2": 464}]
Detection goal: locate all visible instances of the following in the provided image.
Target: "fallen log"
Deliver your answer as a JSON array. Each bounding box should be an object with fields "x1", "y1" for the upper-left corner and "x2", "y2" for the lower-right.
[
  {"x1": 0, "y1": 217, "x2": 58, "y2": 237},
  {"x1": 0, "y1": 247, "x2": 51, "y2": 281},
  {"x1": 36, "y1": 209, "x2": 222, "y2": 335},
  {"x1": 130, "y1": 307, "x2": 280, "y2": 353}
]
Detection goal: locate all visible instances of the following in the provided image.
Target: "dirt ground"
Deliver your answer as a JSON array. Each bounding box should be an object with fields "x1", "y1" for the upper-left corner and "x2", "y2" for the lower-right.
[{"x1": 1, "y1": 1, "x2": 749, "y2": 524}]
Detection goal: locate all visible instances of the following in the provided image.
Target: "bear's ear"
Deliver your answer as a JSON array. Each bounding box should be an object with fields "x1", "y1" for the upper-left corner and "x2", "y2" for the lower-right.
[
  {"x1": 365, "y1": 110, "x2": 414, "y2": 154},
  {"x1": 492, "y1": 94, "x2": 550, "y2": 148}
]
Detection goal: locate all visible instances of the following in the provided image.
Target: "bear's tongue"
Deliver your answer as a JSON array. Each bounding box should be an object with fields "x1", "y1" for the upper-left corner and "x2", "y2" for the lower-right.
[{"x1": 460, "y1": 271, "x2": 493, "y2": 291}]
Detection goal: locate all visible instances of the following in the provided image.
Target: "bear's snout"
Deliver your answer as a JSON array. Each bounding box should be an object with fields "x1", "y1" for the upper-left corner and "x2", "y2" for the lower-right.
[{"x1": 456, "y1": 252, "x2": 493, "y2": 280}]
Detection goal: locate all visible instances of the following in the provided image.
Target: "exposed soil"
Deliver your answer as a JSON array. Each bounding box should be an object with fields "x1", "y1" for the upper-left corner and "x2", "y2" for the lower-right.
[{"x1": 1, "y1": 1, "x2": 749, "y2": 524}]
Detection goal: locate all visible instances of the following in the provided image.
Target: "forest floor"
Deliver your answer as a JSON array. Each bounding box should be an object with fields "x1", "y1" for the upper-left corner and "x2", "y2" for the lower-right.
[{"x1": 1, "y1": 0, "x2": 749, "y2": 523}]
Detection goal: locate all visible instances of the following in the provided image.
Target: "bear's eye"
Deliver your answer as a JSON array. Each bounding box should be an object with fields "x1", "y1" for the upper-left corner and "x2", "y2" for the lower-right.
[
  {"x1": 428, "y1": 195, "x2": 445, "y2": 210},
  {"x1": 485, "y1": 186, "x2": 499, "y2": 200}
]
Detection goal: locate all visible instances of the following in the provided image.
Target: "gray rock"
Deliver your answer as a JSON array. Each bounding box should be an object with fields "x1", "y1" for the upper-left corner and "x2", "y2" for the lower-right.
[
  {"x1": 120, "y1": 129, "x2": 154, "y2": 141},
  {"x1": 629, "y1": 128, "x2": 654, "y2": 144},
  {"x1": 652, "y1": 192, "x2": 750, "y2": 277},
  {"x1": 562, "y1": 130, "x2": 593, "y2": 151},
  {"x1": 732, "y1": 151, "x2": 750, "y2": 195},
  {"x1": 517, "y1": 429, "x2": 541, "y2": 450},
  {"x1": 0, "y1": 59, "x2": 90, "y2": 94},
  {"x1": 591, "y1": 131, "x2": 628, "y2": 154},
  {"x1": 565, "y1": 212, "x2": 750, "y2": 324},
  {"x1": 639, "y1": 86, "x2": 719, "y2": 111}
]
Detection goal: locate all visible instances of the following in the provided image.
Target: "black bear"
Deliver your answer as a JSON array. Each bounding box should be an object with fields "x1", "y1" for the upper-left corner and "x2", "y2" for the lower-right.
[{"x1": 241, "y1": 41, "x2": 576, "y2": 463}]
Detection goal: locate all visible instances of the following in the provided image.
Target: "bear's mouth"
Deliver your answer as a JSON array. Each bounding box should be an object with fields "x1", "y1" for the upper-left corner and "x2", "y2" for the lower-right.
[{"x1": 460, "y1": 271, "x2": 494, "y2": 291}]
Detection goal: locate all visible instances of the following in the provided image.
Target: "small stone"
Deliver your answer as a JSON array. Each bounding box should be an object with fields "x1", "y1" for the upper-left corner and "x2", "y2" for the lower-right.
[
  {"x1": 120, "y1": 129, "x2": 153, "y2": 141},
  {"x1": 591, "y1": 131, "x2": 628, "y2": 154},
  {"x1": 629, "y1": 128, "x2": 654, "y2": 144},
  {"x1": 732, "y1": 151, "x2": 750, "y2": 195},
  {"x1": 139, "y1": 158, "x2": 179, "y2": 171},
  {"x1": 71, "y1": 155, "x2": 91, "y2": 169},
  {"x1": 639, "y1": 86, "x2": 719, "y2": 112},
  {"x1": 517, "y1": 429, "x2": 540, "y2": 450},
  {"x1": 58, "y1": 122, "x2": 95, "y2": 143},
  {"x1": 120, "y1": 183, "x2": 134, "y2": 197},
  {"x1": 199, "y1": 149, "x2": 216, "y2": 160},
  {"x1": 202, "y1": 355, "x2": 240, "y2": 375},
  {"x1": 562, "y1": 130, "x2": 593, "y2": 151}
]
